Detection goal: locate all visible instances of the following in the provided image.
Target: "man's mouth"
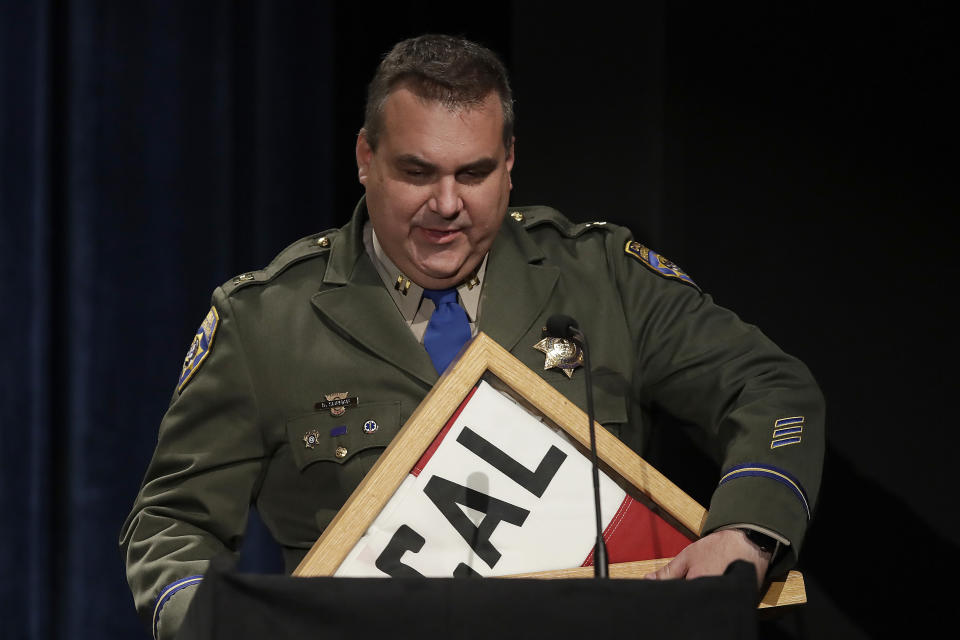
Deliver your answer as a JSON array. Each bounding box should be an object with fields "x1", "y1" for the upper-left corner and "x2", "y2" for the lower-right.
[{"x1": 418, "y1": 228, "x2": 462, "y2": 244}]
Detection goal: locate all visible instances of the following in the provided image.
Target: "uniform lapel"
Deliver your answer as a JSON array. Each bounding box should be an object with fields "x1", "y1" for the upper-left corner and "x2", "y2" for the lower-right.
[
  {"x1": 310, "y1": 204, "x2": 438, "y2": 388},
  {"x1": 479, "y1": 216, "x2": 559, "y2": 351}
]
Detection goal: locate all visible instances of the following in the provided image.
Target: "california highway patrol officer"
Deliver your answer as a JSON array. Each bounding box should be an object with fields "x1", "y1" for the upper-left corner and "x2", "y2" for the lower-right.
[{"x1": 121, "y1": 35, "x2": 824, "y2": 640}]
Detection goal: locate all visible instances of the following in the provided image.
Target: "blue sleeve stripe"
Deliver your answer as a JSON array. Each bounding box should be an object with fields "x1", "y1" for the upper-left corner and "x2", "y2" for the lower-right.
[
  {"x1": 771, "y1": 436, "x2": 802, "y2": 448},
  {"x1": 152, "y1": 575, "x2": 203, "y2": 640},
  {"x1": 719, "y1": 463, "x2": 810, "y2": 519},
  {"x1": 774, "y1": 416, "x2": 804, "y2": 427},
  {"x1": 772, "y1": 426, "x2": 803, "y2": 438}
]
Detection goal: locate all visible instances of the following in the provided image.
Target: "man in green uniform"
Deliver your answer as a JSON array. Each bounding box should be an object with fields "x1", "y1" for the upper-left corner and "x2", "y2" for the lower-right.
[{"x1": 121, "y1": 35, "x2": 823, "y2": 640}]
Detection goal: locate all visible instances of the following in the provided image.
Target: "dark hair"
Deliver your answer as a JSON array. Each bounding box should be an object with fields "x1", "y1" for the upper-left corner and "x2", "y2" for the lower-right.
[{"x1": 363, "y1": 34, "x2": 514, "y2": 151}]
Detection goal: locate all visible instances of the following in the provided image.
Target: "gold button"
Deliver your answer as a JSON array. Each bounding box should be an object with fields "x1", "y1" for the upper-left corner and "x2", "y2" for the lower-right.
[
  {"x1": 510, "y1": 211, "x2": 524, "y2": 222},
  {"x1": 335, "y1": 446, "x2": 348, "y2": 458},
  {"x1": 317, "y1": 236, "x2": 330, "y2": 248}
]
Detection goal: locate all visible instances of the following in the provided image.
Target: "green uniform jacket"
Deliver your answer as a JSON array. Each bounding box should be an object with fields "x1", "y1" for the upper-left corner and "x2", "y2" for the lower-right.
[{"x1": 121, "y1": 201, "x2": 824, "y2": 639}]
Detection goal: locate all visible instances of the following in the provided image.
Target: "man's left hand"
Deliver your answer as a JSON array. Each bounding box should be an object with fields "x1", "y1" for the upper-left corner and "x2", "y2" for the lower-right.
[{"x1": 643, "y1": 528, "x2": 771, "y2": 589}]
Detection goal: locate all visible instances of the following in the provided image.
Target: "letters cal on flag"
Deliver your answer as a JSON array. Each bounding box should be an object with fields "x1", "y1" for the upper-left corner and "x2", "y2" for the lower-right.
[{"x1": 335, "y1": 381, "x2": 691, "y2": 577}]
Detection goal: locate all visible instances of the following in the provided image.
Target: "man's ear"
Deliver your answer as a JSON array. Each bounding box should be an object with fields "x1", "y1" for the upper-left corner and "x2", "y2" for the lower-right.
[
  {"x1": 356, "y1": 129, "x2": 373, "y2": 185},
  {"x1": 506, "y1": 137, "x2": 515, "y2": 191}
]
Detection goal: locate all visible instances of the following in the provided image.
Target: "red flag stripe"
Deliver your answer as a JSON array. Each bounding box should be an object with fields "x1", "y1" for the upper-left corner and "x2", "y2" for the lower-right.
[
  {"x1": 411, "y1": 384, "x2": 480, "y2": 477},
  {"x1": 582, "y1": 495, "x2": 693, "y2": 566}
]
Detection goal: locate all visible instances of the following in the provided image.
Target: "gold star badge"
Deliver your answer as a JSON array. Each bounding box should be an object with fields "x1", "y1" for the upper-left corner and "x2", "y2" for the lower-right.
[
  {"x1": 532, "y1": 337, "x2": 584, "y2": 378},
  {"x1": 303, "y1": 429, "x2": 321, "y2": 449}
]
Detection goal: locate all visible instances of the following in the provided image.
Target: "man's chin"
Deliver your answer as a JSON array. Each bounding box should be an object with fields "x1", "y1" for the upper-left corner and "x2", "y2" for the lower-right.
[
  {"x1": 413, "y1": 270, "x2": 466, "y2": 289},
  {"x1": 411, "y1": 260, "x2": 472, "y2": 289}
]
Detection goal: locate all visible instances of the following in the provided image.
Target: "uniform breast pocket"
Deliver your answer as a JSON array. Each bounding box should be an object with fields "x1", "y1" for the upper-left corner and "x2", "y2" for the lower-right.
[
  {"x1": 285, "y1": 401, "x2": 402, "y2": 471},
  {"x1": 550, "y1": 370, "x2": 628, "y2": 439},
  {"x1": 593, "y1": 384, "x2": 628, "y2": 440}
]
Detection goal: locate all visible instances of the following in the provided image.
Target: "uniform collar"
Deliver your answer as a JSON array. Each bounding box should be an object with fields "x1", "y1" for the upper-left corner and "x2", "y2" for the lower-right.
[
  {"x1": 315, "y1": 200, "x2": 559, "y2": 382},
  {"x1": 362, "y1": 220, "x2": 486, "y2": 323}
]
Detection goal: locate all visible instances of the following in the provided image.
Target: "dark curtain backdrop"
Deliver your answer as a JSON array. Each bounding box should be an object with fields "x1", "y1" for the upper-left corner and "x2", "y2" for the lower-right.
[
  {"x1": 2, "y1": 1, "x2": 334, "y2": 638},
  {"x1": 2, "y1": 2, "x2": 957, "y2": 639}
]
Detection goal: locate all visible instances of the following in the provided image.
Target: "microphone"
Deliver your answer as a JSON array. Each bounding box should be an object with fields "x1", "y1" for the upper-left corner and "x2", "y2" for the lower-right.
[
  {"x1": 546, "y1": 314, "x2": 609, "y2": 578},
  {"x1": 545, "y1": 314, "x2": 580, "y2": 341}
]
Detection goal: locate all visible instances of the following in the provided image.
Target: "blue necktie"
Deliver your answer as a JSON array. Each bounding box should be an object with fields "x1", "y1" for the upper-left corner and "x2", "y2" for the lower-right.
[{"x1": 422, "y1": 288, "x2": 471, "y2": 374}]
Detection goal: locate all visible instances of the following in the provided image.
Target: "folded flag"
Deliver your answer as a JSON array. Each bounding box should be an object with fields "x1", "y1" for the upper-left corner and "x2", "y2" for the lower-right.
[{"x1": 335, "y1": 381, "x2": 691, "y2": 577}]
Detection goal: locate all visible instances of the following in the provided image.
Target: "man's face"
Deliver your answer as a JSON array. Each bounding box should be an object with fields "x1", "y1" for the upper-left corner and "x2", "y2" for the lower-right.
[{"x1": 356, "y1": 87, "x2": 514, "y2": 290}]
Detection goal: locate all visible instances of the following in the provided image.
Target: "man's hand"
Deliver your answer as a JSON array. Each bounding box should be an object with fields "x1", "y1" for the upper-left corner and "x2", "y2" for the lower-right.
[{"x1": 643, "y1": 528, "x2": 772, "y2": 589}]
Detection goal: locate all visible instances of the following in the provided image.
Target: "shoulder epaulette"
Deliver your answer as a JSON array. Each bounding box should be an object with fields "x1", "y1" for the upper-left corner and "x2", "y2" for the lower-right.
[
  {"x1": 508, "y1": 207, "x2": 612, "y2": 239},
  {"x1": 222, "y1": 229, "x2": 338, "y2": 295}
]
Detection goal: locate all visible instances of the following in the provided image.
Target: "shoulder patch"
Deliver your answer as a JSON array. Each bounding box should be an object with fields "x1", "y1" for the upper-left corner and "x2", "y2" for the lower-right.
[
  {"x1": 624, "y1": 240, "x2": 699, "y2": 290},
  {"x1": 177, "y1": 306, "x2": 219, "y2": 393}
]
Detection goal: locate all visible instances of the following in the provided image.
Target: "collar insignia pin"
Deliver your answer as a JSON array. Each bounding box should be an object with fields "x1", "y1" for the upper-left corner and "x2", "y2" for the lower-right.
[
  {"x1": 466, "y1": 272, "x2": 480, "y2": 290},
  {"x1": 394, "y1": 275, "x2": 412, "y2": 296},
  {"x1": 532, "y1": 336, "x2": 584, "y2": 379}
]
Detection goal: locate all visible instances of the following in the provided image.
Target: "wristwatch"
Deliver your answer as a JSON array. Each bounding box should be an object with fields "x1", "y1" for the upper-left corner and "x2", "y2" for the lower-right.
[{"x1": 741, "y1": 528, "x2": 778, "y2": 555}]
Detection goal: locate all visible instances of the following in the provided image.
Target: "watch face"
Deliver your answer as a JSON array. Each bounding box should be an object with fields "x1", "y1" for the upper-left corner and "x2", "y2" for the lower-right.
[{"x1": 744, "y1": 529, "x2": 777, "y2": 554}]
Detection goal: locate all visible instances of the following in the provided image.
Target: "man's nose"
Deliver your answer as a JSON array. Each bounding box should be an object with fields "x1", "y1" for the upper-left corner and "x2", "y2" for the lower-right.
[{"x1": 429, "y1": 177, "x2": 463, "y2": 218}]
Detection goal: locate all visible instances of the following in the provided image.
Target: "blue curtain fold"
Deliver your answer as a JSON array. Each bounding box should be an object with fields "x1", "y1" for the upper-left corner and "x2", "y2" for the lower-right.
[
  {"x1": 1, "y1": 2, "x2": 333, "y2": 638},
  {"x1": 2, "y1": 3, "x2": 55, "y2": 638}
]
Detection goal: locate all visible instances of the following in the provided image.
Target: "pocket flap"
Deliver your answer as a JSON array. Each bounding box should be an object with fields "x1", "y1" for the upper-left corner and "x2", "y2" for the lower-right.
[{"x1": 286, "y1": 401, "x2": 401, "y2": 469}]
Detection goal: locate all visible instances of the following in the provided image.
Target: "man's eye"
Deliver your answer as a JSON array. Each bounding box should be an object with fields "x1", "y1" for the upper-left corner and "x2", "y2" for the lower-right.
[
  {"x1": 459, "y1": 170, "x2": 489, "y2": 183},
  {"x1": 402, "y1": 167, "x2": 436, "y2": 182}
]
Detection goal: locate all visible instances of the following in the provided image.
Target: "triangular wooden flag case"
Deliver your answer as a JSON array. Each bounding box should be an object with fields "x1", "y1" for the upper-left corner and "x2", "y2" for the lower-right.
[{"x1": 293, "y1": 333, "x2": 805, "y2": 608}]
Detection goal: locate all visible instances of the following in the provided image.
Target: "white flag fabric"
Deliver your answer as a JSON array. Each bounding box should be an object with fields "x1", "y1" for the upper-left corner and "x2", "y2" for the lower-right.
[{"x1": 335, "y1": 381, "x2": 690, "y2": 578}]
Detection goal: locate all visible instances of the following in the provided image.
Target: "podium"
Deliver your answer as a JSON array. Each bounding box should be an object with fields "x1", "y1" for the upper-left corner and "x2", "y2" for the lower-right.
[{"x1": 176, "y1": 556, "x2": 759, "y2": 639}]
